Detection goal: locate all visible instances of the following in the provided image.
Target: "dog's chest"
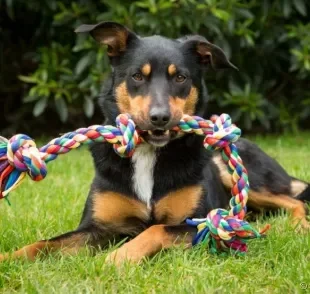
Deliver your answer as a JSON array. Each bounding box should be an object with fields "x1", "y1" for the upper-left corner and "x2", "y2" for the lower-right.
[{"x1": 131, "y1": 144, "x2": 157, "y2": 207}]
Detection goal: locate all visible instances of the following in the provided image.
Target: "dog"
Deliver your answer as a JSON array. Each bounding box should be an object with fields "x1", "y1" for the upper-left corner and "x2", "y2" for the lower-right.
[{"x1": 1, "y1": 21, "x2": 309, "y2": 265}]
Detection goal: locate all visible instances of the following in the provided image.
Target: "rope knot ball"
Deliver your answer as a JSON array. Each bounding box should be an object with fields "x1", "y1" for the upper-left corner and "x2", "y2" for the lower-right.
[
  {"x1": 0, "y1": 135, "x2": 47, "y2": 196},
  {"x1": 204, "y1": 114, "x2": 241, "y2": 151},
  {"x1": 113, "y1": 114, "x2": 141, "y2": 157},
  {"x1": 0, "y1": 113, "x2": 270, "y2": 254}
]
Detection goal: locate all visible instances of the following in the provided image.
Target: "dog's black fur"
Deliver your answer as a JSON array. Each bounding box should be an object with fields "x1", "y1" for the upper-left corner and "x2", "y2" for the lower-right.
[{"x1": 1, "y1": 22, "x2": 309, "y2": 264}]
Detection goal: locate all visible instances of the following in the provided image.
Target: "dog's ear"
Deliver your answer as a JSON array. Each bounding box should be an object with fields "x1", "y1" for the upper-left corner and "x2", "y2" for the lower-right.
[
  {"x1": 75, "y1": 21, "x2": 138, "y2": 57},
  {"x1": 179, "y1": 35, "x2": 238, "y2": 70}
]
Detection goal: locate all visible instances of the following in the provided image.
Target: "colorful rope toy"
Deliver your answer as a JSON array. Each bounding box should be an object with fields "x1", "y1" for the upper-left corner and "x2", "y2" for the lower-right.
[{"x1": 0, "y1": 113, "x2": 270, "y2": 254}]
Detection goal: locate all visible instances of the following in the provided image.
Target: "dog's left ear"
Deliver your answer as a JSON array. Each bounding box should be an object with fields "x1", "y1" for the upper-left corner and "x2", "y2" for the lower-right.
[
  {"x1": 179, "y1": 36, "x2": 238, "y2": 70},
  {"x1": 75, "y1": 21, "x2": 138, "y2": 57}
]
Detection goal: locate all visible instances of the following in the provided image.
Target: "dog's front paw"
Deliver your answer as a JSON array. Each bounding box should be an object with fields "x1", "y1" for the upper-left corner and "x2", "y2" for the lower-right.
[
  {"x1": 0, "y1": 253, "x2": 7, "y2": 262},
  {"x1": 295, "y1": 219, "x2": 310, "y2": 233},
  {"x1": 105, "y1": 245, "x2": 143, "y2": 266}
]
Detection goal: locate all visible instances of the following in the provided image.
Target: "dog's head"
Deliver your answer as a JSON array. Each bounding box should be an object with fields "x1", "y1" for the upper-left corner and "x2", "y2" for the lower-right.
[{"x1": 76, "y1": 21, "x2": 237, "y2": 147}]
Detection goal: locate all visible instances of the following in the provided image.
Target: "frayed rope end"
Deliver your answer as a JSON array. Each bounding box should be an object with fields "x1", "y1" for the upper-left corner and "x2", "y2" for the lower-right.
[{"x1": 186, "y1": 217, "x2": 271, "y2": 255}]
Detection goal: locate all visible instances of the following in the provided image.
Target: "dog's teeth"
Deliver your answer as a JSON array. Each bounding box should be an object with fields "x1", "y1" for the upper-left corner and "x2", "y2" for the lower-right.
[{"x1": 147, "y1": 130, "x2": 169, "y2": 136}]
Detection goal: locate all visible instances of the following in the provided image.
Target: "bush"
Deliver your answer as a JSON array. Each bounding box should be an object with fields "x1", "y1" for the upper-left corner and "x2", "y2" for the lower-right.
[{"x1": 1, "y1": 0, "x2": 310, "y2": 135}]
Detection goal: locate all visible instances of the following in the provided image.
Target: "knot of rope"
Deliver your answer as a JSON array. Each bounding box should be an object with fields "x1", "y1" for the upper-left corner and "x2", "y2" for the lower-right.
[
  {"x1": 203, "y1": 114, "x2": 241, "y2": 151},
  {"x1": 113, "y1": 114, "x2": 141, "y2": 157},
  {"x1": 7, "y1": 135, "x2": 47, "y2": 180},
  {"x1": 0, "y1": 135, "x2": 47, "y2": 197},
  {"x1": 187, "y1": 212, "x2": 270, "y2": 255}
]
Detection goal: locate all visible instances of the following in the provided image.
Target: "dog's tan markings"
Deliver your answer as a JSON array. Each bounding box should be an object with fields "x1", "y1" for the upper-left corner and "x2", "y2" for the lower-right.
[
  {"x1": 169, "y1": 86, "x2": 198, "y2": 118},
  {"x1": 105, "y1": 224, "x2": 193, "y2": 265},
  {"x1": 154, "y1": 185, "x2": 203, "y2": 225},
  {"x1": 0, "y1": 241, "x2": 47, "y2": 262},
  {"x1": 212, "y1": 154, "x2": 233, "y2": 188},
  {"x1": 0, "y1": 234, "x2": 87, "y2": 262},
  {"x1": 183, "y1": 86, "x2": 198, "y2": 114},
  {"x1": 141, "y1": 63, "x2": 151, "y2": 76},
  {"x1": 248, "y1": 190, "x2": 310, "y2": 231},
  {"x1": 93, "y1": 192, "x2": 150, "y2": 232},
  {"x1": 169, "y1": 97, "x2": 185, "y2": 121},
  {"x1": 115, "y1": 82, "x2": 131, "y2": 113},
  {"x1": 115, "y1": 82, "x2": 151, "y2": 124},
  {"x1": 290, "y1": 180, "x2": 308, "y2": 197},
  {"x1": 168, "y1": 64, "x2": 177, "y2": 76}
]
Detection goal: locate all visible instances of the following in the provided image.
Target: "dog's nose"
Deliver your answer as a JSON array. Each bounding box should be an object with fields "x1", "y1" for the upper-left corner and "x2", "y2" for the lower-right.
[{"x1": 150, "y1": 109, "x2": 171, "y2": 127}]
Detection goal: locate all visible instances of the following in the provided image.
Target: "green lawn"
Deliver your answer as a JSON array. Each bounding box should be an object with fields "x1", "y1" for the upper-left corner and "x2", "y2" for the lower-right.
[{"x1": 0, "y1": 133, "x2": 310, "y2": 293}]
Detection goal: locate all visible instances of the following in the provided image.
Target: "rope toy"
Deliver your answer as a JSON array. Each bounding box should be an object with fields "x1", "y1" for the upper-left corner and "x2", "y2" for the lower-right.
[{"x1": 0, "y1": 113, "x2": 270, "y2": 254}]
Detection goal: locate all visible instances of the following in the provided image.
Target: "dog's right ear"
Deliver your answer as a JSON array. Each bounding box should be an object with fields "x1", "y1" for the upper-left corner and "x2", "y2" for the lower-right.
[{"x1": 75, "y1": 21, "x2": 138, "y2": 57}]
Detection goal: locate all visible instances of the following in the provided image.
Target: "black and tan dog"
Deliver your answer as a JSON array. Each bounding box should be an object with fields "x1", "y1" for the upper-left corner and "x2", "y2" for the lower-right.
[{"x1": 1, "y1": 22, "x2": 309, "y2": 265}]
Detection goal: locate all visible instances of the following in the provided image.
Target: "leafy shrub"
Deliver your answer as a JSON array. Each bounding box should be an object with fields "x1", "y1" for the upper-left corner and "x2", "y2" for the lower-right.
[{"x1": 1, "y1": 0, "x2": 310, "y2": 135}]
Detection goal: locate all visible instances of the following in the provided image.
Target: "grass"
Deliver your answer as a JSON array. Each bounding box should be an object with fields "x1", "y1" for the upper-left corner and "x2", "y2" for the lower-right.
[{"x1": 0, "y1": 133, "x2": 310, "y2": 293}]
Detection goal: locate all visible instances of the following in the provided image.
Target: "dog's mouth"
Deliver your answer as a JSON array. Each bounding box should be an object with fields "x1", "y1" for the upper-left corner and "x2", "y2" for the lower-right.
[{"x1": 140, "y1": 129, "x2": 178, "y2": 147}]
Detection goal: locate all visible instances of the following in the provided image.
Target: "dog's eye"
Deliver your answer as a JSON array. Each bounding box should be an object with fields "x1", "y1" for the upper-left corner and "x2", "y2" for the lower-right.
[
  {"x1": 132, "y1": 73, "x2": 143, "y2": 81},
  {"x1": 175, "y1": 74, "x2": 186, "y2": 83}
]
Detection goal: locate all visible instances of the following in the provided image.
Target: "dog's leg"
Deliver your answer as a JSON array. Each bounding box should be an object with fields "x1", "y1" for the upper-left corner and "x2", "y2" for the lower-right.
[
  {"x1": 0, "y1": 191, "x2": 151, "y2": 262},
  {"x1": 0, "y1": 227, "x2": 99, "y2": 262},
  {"x1": 212, "y1": 148, "x2": 310, "y2": 231},
  {"x1": 105, "y1": 224, "x2": 196, "y2": 266},
  {"x1": 248, "y1": 191, "x2": 310, "y2": 231}
]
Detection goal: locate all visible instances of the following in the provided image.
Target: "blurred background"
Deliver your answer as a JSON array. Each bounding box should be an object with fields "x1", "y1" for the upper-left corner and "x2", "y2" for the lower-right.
[{"x1": 1, "y1": 0, "x2": 309, "y2": 137}]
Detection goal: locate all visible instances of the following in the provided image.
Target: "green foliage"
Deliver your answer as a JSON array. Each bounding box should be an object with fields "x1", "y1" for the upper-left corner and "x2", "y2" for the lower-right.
[{"x1": 1, "y1": 0, "x2": 310, "y2": 133}]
